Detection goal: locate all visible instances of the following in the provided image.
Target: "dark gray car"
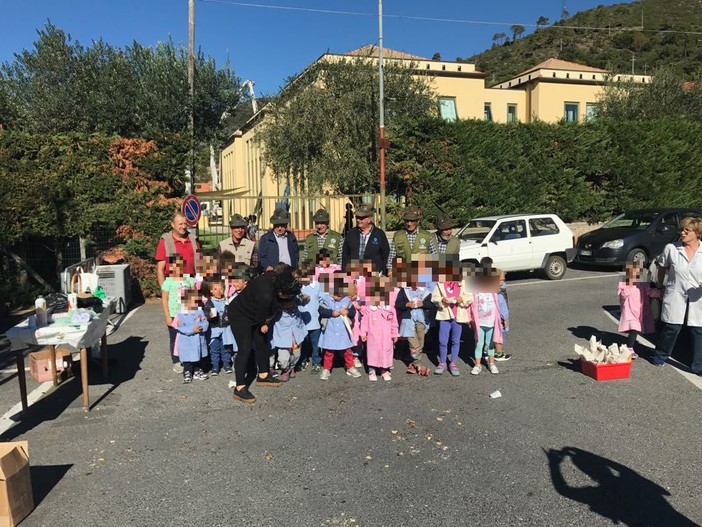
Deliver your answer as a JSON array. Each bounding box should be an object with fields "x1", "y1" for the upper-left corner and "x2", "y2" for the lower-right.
[{"x1": 575, "y1": 208, "x2": 702, "y2": 268}]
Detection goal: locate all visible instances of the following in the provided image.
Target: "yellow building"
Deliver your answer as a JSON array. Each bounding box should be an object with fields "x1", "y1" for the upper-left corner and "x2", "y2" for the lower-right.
[{"x1": 210, "y1": 47, "x2": 651, "y2": 232}]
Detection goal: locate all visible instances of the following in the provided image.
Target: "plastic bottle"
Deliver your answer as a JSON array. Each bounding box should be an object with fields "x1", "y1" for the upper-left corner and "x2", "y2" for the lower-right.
[{"x1": 35, "y1": 295, "x2": 48, "y2": 327}]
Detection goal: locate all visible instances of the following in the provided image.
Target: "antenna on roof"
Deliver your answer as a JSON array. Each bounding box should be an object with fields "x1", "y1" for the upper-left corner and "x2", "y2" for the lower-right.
[{"x1": 561, "y1": 1, "x2": 570, "y2": 20}]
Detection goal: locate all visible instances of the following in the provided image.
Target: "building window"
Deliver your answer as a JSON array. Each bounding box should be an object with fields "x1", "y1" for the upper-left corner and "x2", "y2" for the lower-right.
[
  {"x1": 484, "y1": 103, "x2": 493, "y2": 122},
  {"x1": 564, "y1": 102, "x2": 579, "y2": 122},
  {"x1": 439, "y1": 97, "x2": 457, "y2": 122},
  {"x1": 507, "y1": 104, "x2": 518, "y2": 123},
  {"x1": 585, "y1": 103, "x2": 598, "y2": 121}
]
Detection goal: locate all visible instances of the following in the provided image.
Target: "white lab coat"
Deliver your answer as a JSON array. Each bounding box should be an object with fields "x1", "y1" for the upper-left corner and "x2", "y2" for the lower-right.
[{"x1": 656, "y1": 242, "x2": 702, "y2": 326}]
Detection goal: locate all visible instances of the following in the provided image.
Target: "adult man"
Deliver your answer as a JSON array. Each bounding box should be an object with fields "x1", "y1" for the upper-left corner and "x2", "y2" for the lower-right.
[
  {"x1": 218, "y1": 213, "x2": 259, "y2": 269},
  {"x1": 258, "y1": 209, "x2": 299, "y2": 271},
  {"x1": 341, "y1": 204, "x2": 390, "y2": 275},
  {"x1": 155, "y1": 211, "x2": 201, "y2": 374},
  {"x1": 388, "y1": 205, "x2": 437, "y2": 268},
  {"x1": 302, "y1": 209, "x2": 343, "y2": 265},
  {"x1": 155, "y1": 211, "x2": 200, "y2": 286},
  {"x1": 434, "y1": 212, "x2": 460, "y2": 255}
]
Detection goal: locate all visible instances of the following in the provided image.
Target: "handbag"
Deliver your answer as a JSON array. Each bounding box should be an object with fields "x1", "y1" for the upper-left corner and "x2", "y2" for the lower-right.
[
  {"x1": 70, "y1": 272, "x2": 94, "y2": 299},
  {"x1": 76, "y1": 267, "x2": 100, "y2": 294}
]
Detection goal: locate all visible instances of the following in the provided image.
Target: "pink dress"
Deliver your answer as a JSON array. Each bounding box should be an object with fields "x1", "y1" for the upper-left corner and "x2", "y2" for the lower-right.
[
  {"x1": 347, "y1": 275, "x2": 367, "y2": 346},
  {"x1": 618, "y1": 282, "x2": 660, "y2": 333},
  {"x1": 314, "y1": 264, "x2": 341, "y2": 281},
  {"x1": 360, "y1": 305, "x2": 398, "y2": 369}
]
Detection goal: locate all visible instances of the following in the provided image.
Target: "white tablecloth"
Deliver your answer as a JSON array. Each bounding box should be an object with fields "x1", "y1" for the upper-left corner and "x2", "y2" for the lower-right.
[{"x1": 6, "y1": 300, "x2": 114, "y2": 352}]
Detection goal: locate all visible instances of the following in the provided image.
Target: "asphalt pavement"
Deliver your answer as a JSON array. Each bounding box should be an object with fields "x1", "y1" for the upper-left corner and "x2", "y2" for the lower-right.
[{"x1": 0, "y1": 266, "x2": 700, "y2": 527}]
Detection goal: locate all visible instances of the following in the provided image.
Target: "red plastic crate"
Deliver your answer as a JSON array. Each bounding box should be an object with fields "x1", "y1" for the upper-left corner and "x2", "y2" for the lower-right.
[{"x1": 580, "y1": 358, "x2": 632, "y2": 381}]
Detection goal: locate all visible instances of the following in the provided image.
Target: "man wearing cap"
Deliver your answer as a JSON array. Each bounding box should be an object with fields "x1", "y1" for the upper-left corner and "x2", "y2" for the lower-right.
[
  {"x1": 258, "y1": 209, "x2": 299, "y2": 271},
  {"x1": 218, "y1": 213, "x2": 259, "y2": 269},
  {"x1": 434, "y1": 212, "x2": 460, "y2": 255},
  {"x1": 387, "y1": 205, "x2": 437, "y2": 268},
  {"x1": 302, "y1": 209, "x2": 343, "y2": 265},
  {"x1": 341, "y1": 204, "x2": 390, "y2": 275}
]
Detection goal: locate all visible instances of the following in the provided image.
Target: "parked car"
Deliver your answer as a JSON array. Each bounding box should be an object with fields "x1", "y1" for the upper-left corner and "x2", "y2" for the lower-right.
[
  {"x1": 456, "y1": 213, "x2": 576, "y2": 280},
  {"x1": 574, "y1": 208, "x2": 702, "y2": 268}
]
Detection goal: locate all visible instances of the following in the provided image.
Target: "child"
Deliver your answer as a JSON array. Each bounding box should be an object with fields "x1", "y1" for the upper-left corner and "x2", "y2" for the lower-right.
[
  {"x1": 395, "y1": 266, "x2": 434, "y2": 361},
  {"x1": 314, "y1": 248, "x2": 341, "y2": 281},
  {"x1": 269, "y1": 298, "x2": 308, "y2": 381},
  {"x1": 318, "y1": 277, "x2": 361, "y2": 380},
  {"x1": 360, "y1": 275, "x2": 398, "y2": 381},
  {"x1": 432, "y1": 258, "x2": 472, "y2": 376},
  {"x1": 468, "y1": 270, "x2": 503, "y2": 375},
  {"x1": 161, "y1": 256, "x2": 196, "y2": 372},
  {"x1": 494, "y1": 268, "x2": 511, "y2": 361},
  {"x1": 172, "y1": 289, "x2": 210, "y2": 383},
  {"x1": 204, "y1": 279, "x2": 231, "y2": 375},
  {"x1": 298, "y1": 264, "x2": 325, "y2": 374},
  {"x1": 618, "y1": 260, "x2": 660, "y2": 357}
]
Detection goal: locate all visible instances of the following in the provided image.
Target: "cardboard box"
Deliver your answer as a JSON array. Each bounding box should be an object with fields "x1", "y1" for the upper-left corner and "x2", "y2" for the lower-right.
[
  {"x1": 0, "y1": 441, "x2": 34, "y2": 526},
  {"x1": 580, "y1": 358, "x2": 632, "y2": 381},
  {"x1": 29, "y1": 348, "x2": 72, "y2": 384}
]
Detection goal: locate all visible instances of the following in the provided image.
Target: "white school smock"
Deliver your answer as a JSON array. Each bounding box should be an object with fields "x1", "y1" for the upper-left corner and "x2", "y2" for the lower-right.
[{"x1": 656, "y1": 242, "x2": 702, "y2": 326}]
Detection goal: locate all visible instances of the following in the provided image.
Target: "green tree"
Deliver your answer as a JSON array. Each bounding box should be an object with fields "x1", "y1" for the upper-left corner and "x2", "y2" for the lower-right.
[
  {"x1": 536, "y1": 16, "x2": 550, "y2": 29},
  {"x1": 511, "y1": 25, "x2": 526, "y2": 42},
  {"x1": 257, "y1": 56, "x2": 436, "y2": 194}
]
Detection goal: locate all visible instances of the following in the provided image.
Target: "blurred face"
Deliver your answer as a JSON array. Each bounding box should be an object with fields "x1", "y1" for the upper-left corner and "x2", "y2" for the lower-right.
[
  {"x1": 186, "y1": 294, "x2": 200, "y2": 309},
  {"x1": 315, "y1": 222, "x2": 329, "y2": 235},
  {"x1": 231, "y1": 225, "x2": 246, "y2": 241},
  {"x1": 210, "y1": 282, "x2": 224, "y2": 298},
  {"x1": 273, "y1": 223, "x2": 288, "y2": 236},
  {"x1": 356, "y1": 215, "x2": 372, "y2": 230},
  {"x1": 404, "y1": 219, "x2": 419, "y2": 233},
  {"x1": 171, "y1": 259, "x2": 184, "y2": 277},
  {"x1": 171, "y1": 215, "x2": 188, "y2": 238}
]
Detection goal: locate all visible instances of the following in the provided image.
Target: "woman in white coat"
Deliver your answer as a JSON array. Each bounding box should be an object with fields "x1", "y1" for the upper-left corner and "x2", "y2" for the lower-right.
[{"x1": 653, "y1": 216, "x2": 702, "y2": 374}]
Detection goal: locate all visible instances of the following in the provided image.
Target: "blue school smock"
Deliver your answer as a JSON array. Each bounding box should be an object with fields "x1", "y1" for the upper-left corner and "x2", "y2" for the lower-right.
[
  {"x1": 318, "y1": 295, "x2": 355, "y2": 350},
  {"x1": 173, "y1": 309, "x2": 209, "y2": 362},
  {"x1": 299, "y1": 281, "x2": 323, "y2": 330},
  {"x1": 269, "y1": 309, "x2": 308, "y2": 349}
]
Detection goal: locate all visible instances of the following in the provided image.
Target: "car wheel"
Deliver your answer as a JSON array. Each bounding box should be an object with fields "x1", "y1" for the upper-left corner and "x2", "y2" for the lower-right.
[
  {"x1": 626, "y1": 249, "x2": 647, "y2": 268},
  {"x1": 544, "y1": 255, "x2": 567, "y2": 280}
]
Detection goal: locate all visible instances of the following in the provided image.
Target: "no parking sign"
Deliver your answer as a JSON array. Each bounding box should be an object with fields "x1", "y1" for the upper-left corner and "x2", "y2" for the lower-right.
[{"x1": 182, "y1": 194, "x2": 201, "y2": 227}]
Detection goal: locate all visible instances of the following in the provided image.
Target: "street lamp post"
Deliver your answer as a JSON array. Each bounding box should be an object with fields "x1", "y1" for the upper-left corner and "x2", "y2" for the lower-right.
[{"x1": 378, "y1": 0, "x2": 386, "y2": 230}]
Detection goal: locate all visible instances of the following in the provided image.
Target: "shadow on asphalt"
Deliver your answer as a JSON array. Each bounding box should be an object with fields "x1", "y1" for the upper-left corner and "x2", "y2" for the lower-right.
[
  {"x1": 31, "y1": 464, "x2": 73, "y2": 508},
  {"x1": 545, "y1": 447, "x2": 699, "y2": 526},
  {"x1": 0, "y1": 335, "x2": 147, "y2": 440},
  {"x1": 568, "y1": 325, "x2": 628, "y2": 347}
]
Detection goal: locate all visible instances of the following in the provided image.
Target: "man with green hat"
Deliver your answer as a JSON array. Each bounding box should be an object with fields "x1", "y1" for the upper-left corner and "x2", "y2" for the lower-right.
[
  {"x1": 341, "y1": 203, "x2": 390, "y2": 275},
  {"x1": 218, "y1": 213, "x2": 259, "y2": 269},
  {"x1": 301, "y1": 208, "x2": 343, "y2": 265},
  {"x1": 258, "y1": 209, "x2": 299, "y2": 271},
  {"x1": 434, "y1": 212, "x2": 460, "y2": 255},
  {"x1": 388, "y1": 205, "x2": 437, "y2": 268}
]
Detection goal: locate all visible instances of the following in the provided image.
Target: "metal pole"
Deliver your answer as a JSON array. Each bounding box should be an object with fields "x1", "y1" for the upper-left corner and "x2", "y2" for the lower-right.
[
  {"x1": 188, "y1": 0, "x2": 195, "y2": 194},
  {"x1": 378, "y1": 0, "x2": 386, "y2": 231}
]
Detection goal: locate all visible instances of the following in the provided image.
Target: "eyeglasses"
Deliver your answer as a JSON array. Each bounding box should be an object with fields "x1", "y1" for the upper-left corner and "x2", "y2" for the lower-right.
[{"x1": 681, "y1": 228, "x2": 693, "y2": 233}]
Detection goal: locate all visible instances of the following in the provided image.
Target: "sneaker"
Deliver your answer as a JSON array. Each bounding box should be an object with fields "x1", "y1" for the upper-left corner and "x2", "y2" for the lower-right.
[
  {"x1": 210, "y1": 370, "x2": 220, "y2": 376},
  {"x1": 488, "y1": 363, "x2": 499, "y2": 374},
  {"x1": 232, "y1": 387, "x2": 256, "y2": 403},
  {"x1": 346, "y1": 367, "x2": 362, "y2": 378},
  {"x1": 193, "y1": 369, "x2": 208, "y2": 380},
  {"x1": 224, "y1": 367, "x2": 234, "y2": 374},
  {"x1": 449, "y1": 363, "x2": 460, "y2": 377},
  {"x1": 368, "y1": 370, "x2": 378, "y2": 382},
  {"x1": 381, "y1": 371, "x2": 392, "y2": 381},
  {"x1": 320, "y1": 369, "x2": 331, "y2": 381},
  {"x1": 470, "y1": 364, "x2": 482, "y2": 375},
  {"x1": 494, "y1": 352, "x2": 512, "y2": 362},
  {"x1": 280, "y1": 370, "x2": 290, "y2": 382},
  {"x1": 257, "y1": 374, "x2": 282, "y2": 387},
  {"x1": 353, "y1": 357, "x2": 363, "y2": 369},
  {"x1": 173, "y1": 363, "x2": 184, "y2": 374},
  {"x1": 434, "y1": 363, "x2": 446, "y2": 375},
  {"x1": 310, "y1": 364, "x2": 322, "y2": 374},
  {"x1": 182, "y1": 371, "x2": 193, "y2": 384}
]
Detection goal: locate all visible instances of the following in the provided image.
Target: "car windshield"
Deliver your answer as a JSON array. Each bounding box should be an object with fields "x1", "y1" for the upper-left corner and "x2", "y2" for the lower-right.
[
  {"x1": 602, "y1": 212, "x2": 657, "y2": 230},
  {"x1": 457, "y1": 220, "x2": 496, "y2": 242}
]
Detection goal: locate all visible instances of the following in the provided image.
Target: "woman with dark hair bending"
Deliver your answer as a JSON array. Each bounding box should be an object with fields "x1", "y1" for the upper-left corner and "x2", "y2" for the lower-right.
[{"x1": 228, "y1": 264, "x2": 301, "y2": 403}]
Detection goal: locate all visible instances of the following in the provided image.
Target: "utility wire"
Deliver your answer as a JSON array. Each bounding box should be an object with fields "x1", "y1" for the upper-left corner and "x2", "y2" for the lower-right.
[{"x1": 200, "y1": 0, "x2": 702, "y2": 36}]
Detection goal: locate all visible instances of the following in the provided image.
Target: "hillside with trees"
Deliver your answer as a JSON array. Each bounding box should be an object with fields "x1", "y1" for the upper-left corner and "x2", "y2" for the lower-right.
[{"x1": 461, "y1": 0, "x2": 702, "y2": 84}]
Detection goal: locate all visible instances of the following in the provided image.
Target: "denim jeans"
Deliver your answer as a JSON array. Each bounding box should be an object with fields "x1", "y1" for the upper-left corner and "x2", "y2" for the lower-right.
[
  {"x1": 654, "y1": 322, "x2": 702, "y2": 373},
  {"x1": 209, "y1": 335, "x2": 231, "y2": 372},
  {"x1": 302, "y1": 328, "x2": 322, "y2": 365}
]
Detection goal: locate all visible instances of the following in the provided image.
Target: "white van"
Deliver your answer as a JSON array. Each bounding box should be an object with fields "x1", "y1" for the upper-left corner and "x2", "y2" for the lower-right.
[{"x1": 456, "y1": 214, "x2": 576, "y2": 279}]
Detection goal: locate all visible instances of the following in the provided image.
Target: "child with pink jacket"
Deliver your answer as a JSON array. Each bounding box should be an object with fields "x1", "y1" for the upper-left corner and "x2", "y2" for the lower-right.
[
  {"x1": 468, "y1": 272, "x2": 503, "y2": 375},
  {"x1": 618, "y1": 261, "x2": 660, "y2": 355},
  {"x1": 360, "y1": 275, "x2": 398, "y2": 381}
]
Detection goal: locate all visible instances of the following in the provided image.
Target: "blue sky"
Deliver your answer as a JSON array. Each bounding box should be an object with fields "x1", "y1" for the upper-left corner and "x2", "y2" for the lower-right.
[{"x1": 1, "y1": 0, "x2": 628, "y2": 95}]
